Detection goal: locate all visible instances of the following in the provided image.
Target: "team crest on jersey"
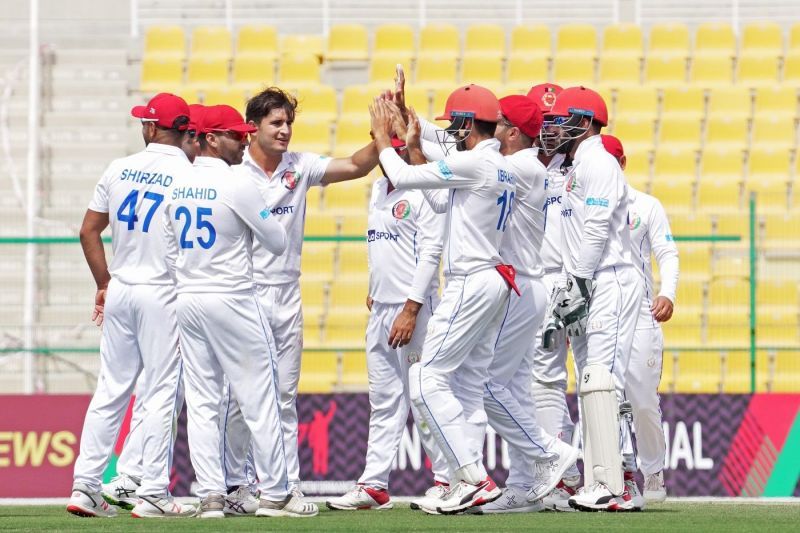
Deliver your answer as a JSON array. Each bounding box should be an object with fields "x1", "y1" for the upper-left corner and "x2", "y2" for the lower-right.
[
  {"x1": 629, "y1": 212, "x2": 641, "y2": 230},
  {"x1": 565, "y1": 174, "x2": 578, "y2": 192},
  {"x1": 281, "y1": 169, "x2": 301, "y2": 191},
  {"x1": 392, "y1": 200, "x2": 411, "y2": 219}
]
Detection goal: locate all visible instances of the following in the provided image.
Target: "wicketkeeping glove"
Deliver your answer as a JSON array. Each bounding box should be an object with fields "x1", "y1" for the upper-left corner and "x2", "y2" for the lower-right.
[
  {"x1": 554, "y1": 275, "x2": 594, "y2": 338},
  {"x1": 542, "y1": 284, "x2": 564, "y2": 350}
]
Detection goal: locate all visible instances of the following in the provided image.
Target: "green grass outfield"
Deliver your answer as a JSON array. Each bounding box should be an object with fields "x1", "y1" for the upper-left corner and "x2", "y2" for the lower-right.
[{"x1": 1, "y1": 503, "x2": 799, "y2": 532}]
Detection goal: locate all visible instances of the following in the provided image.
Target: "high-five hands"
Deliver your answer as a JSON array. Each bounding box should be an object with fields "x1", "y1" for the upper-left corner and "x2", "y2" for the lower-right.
[{"x1": 369, "y1": 98, "x2": 395, "y2": 149}]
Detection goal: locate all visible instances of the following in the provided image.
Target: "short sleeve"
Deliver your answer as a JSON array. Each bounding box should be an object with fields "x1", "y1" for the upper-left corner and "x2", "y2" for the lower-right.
[
  {"x1": 88, "y1": 164, "x2": 113, "y2": 213},
  {"x1": 300, "y1": 152, "x2": 332, "y2": 188}
]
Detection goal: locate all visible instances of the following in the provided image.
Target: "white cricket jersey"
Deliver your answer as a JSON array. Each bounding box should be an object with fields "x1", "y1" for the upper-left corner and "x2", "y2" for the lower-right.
[
  {"x1": 88, "y1": 143, "x2": 193, "y2": 286},
  {"x1": 541, "y1": 153, "x2": 568, "y2": 272},
  {"x1": 628, "y1": 187, "x2": 680, "y2": 329},
  {"x1": 560, "y1": 135, "x2": 633, "y2": 279},
  {"x1": 163, "y1": 156, "x2": 287, "y2": 293},
  {"x1": 500, "y1": 148, "x2": 546, "y2": 278},
  {"x1": 232, "y1": 147, "x2": 331, "y2": 285},
  {"x1": 379, "y1": 137, "x2": 515, "y2": 278},
  {"x1": 367, "y1": 177, "x2": 446, "y2": 305}
]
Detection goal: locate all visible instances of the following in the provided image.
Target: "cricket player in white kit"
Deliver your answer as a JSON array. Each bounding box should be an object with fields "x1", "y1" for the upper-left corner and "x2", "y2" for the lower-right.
[
  {"x1": 601, "y1": 135, "x2": 678, "y2": 505},
  {"x1": 223, "y1": 88, "x2": 380, "y2": 503},
  {"x1": 476, "y1": 95, "x2": 581, "y2": 514},
  {"x1": 69, "y1": 93, "x2": 195, "y2": 518},
  {"x1": 326, "y1": 137, "x2": 450, "y2": 511},
  {"x1": 370, "y1": 86, "x2": 517, "y2": 515},
  {"x1": 163, "y1": 104, "x2": 317, "y2": 518},
  {"x1": 544, "y1": 87, "x2": 643, "y2": 511}
]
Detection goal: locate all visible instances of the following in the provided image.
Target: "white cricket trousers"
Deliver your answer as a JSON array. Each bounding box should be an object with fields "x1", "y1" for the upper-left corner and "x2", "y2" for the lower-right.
[
  {"x1": 222, "y1": 281, "x2": 303, "y2": 489},
  {"x1": 178, "y1": 290, "x2": 288, "y2": 500},
  {"x1": 359, "y1": 300, "x2": 449, "y2": 489},
  {"x1": 73, "y1": 278, "x2": 182, "y2": 497},
  {"x1": 626, "y1": 326, "x2": 667, "y2": 476},
  {"x1": 484, "y1": 275, "x2": 561, "y2": 491},
  {"x1": 410, "y1": 269, "x2": 510, "y2": 475}
]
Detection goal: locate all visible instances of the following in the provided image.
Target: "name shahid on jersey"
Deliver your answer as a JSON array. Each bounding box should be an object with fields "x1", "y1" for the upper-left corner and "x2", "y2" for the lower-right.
[
  {"x1": 172, "y1": 187, "x2": 217, "y2": 200},
  {"x1": 120, "y1": 168, "x2": 173, "y2": 187}
]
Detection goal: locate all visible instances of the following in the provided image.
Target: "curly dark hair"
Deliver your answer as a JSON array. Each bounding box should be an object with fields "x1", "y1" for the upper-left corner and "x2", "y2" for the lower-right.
[{"x1": 245, "y1": 86, "x2": 298, "y2": 125}]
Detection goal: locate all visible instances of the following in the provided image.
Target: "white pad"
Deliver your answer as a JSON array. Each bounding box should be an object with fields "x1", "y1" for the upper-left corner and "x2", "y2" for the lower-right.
[{"x1": 579, "y1": 364, "x2": 624, "y2": 496}]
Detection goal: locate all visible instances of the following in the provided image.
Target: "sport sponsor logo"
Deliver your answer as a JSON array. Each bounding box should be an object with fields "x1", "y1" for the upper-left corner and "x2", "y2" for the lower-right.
[
  {"x1": 544, "y1": 195, "x2": 562, "y2": 209},
  {"x1": 367, "y1": 229, "x2": 400, "y2": 242},
  {"x1": 392, "y1": 200, "x2": 411, "y2": 220},
  {"x1": 271, "y1": 205, "x2": 294, "y2": 215},
  {"x1": 281, "y1": 169, "x2": 301, "y2": 191}
]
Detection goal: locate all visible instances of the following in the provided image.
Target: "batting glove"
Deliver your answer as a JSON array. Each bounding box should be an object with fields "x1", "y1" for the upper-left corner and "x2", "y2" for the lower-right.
[{"x1": 554, "y1": 275, "x2": 594, "y2": 338}]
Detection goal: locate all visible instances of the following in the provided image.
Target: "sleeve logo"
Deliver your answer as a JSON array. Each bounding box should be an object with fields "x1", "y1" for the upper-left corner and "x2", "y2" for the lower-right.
[
  {"x1": 437, "y1": 160, "x2": 453, "y2": 179},
  {"x1": 586, "y1": 197, "x2": 609, "y2": 207},
  {"x1": 392, "y1": 200, "x2": 412, "y2": 219}
]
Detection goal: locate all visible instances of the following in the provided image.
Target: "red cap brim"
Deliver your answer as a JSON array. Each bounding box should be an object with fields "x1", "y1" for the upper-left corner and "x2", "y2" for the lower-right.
[
  {"x1": 228, "y1": 123, "x2": 258, "y2": 134},
  {"x1": 130, "y1": 105, "x2": 148, "y2": 119}
]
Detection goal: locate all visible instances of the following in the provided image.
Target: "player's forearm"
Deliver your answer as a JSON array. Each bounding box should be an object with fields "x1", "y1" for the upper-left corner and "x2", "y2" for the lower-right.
[
  {"x1": 379, "y1": 148, "x2": 459, "y2": 190},
  {"x1": 347, "y1": 141, "x2": 379, "y2": 178},
  {"x1": 408, "y1": 258, "x2": 439, "y2": 303},
  {"x1": 408, "y1": 143, "x2": 427, "y2": 165},
  {"x1": 80, "y1": 229, "x2": 111, "y2": 290},
  {"x1": 253, "y1": 218, "x2": 288, "y2": 256},
  {"x1": 573, "y1": 221, "x2": 609, "y2": 279},
  {"x1": 421, "y1": 189, "x2": 448, "y2": 213}
]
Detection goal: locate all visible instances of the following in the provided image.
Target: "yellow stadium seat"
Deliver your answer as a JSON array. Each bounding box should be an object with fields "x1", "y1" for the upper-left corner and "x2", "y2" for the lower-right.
[
  {"x1": 404, "y1": 86, "x2": 432, "y2": 119},
  {"x1": 140, "y1": 56, "x2": 183, "y2": 93},
  {"x1": 323, "y1": 180, "x2": 369, "y2": 212},
  {"x1": 281, "y1": 34, "x2": 324, "y2": 59},
  {"x1": 651, "y1": 177, "x2": 694, "y2": 212},
  {"x1": 432, "y1": 88, "x2": 453, "y2": 124},
  {"x1": 746, "y1": 179, "x2": 789, "y2": 210},
  {"x1": 333, "y1": 115, "x2": 372, "y2": 157},
  {"x1": 690, "y1": 55, "x2": 734, "y2": 87},
  {"x1": 662, "y1": 310, "x2": 704, "y2": 347},
  {"x1": 290, "y1": 117, "x2": 331, "y2": 155},
  {"x1": 304, "y1": 212, "x2": 338, "y2": 236},
  {"x1": 747, "y1": 146, "x2": 793, "y2": 181},
  {"x1": 143, "y1": 25, "x2": 186, "y2": 60},
  {"x1": 674, "y1": 278, "x2": 707, "y2": 310},
  {"x1": 658, "y1": 117, "x2": 702, "y2": 150},
  {"x1": 615, "y1": 87, "x2": 659, "y2": 121},
  {"x1": 738, "y1": 55, "x2": 780, "y2": 88},
  {"x1": 231, "y1": 55, "x2": 274, "y2": 91},
  {"x1": 553, "y1": 53, "x2": 595, "y2": 86},
  {"x1": 713, "y1": 252, "x2": 749, "y2": 277},
  {"x1": 662, "y1": 87, "x2": 706, "y2": 119},
  {"x1": 506, "y1": 55, "x2": 549, "y2": 88},
  {"x1": 415, "y1": 55, "x2": 458, "y2": 89},
  {"x1": 298, "y1": 350, "x2": 336, "y2": 392},
  {"x1": 697, "y1": 180, "x2": 742, "y2": 212},
  {"x1": 708, "y1": 311, "x2": 750, "y2": 348},
  {"x1": 341, "y1": 350, "x2": 369, "y2": 385},
  {"x1": 336, "y1": 244, "x2": 369, "y2": 280},
  {"x1": 511, "y1": 25, "x2": 552, "y2": 59},
  {"x1": 236, "y1": 25, "x2": 278, "y2": 61},
  {"x1": 676, "y1": 244, "x2": 712, "y2": 281},
  {"x1": 326, "y1": 23, "x2": 369, "y2": 61},
  {"x1": 659, "y1": 350, "x2": 676, "y2": 392},
  {"x1": 784, "y1": 51, "x2": 800, "y2": 84},
  {"x1": 279, "y1": 54, "x2": 321, "y2": 87},
  {"x1": 301, "y1": 245, "x2": 335, "y2": 282},
  {"x1": 675, "y1": 351, "x2": 722, "y2": 393},
  {"x1": 670, "y1": 213, "x2": 711, "y2": 237},
  {"x1": 190, "y1": 26, "x2": 232, "y2": 61},
  {"x1": 653, "y1": 146, "x2": 697, "y2": 179},
  {"x1": 461, "y1": 54, "x2": 503, "y2": 86},
  {"x1": 602, "y1": 23, "x2": 643, "y2": 58},
  {"x1": 741, "y1": 22, "x2": 783, "y2": 60},
  {"x1": 341, "y1": 85, "x2": 375, "y2": 118},
  {"x1": 598, "y1": 55, "x2": 641, "y2": 88},
  {"x1": 763, "y1": 213, "x2": 800, "y2": 247},
  {"x1": 758, "y1": 309, "x2": 799, "y2": 345},
  {"x1": 700, "y1": 147, "x2": 745, "y2": 183},
  {"x1": 465, "y1": 24, "x2": 506, "y2": 59},
  {"x1": 623, "y1": 148, "x2": 651, "y2": 187},
  {"x1": 325, "y1": 313, "x2": 369, "y2": 347},
  {"x1": 757, "y1": 279, "x2": 799, "y2": 310},
  {"x1": 339, "y1": 215, "x2": 368, "y2": 237},
  {"x1": 556, "y1": 23, "x2": 597, "y2": 57},
  {"x1": 791, "y1": 23, "x2": 800, "y2": 51},
  {"x1": 709, "y1": 278, "x2": 749, "y2": 308},
  {"x1": 754, "y1": 86, "x2": 798, "y2": 118},
  {"x1": 295, "y1": 84, "x2": 337, "y2": 124},
  {"x1": 374, "y1": 24, "x2": 415, "y2": 58},
  {"x1": 707, "y1": 86, "x2": 752, "y2": 118},
  {"x1": 695, "y1": 22, "x2": 736, "y2": 58},
  {"x1": 185, "y1": 57, "x2": 228, "y2": 91},
  {"x1": 418, "y1": 24, "x2": 460, "y2": 60},
  {"x1": 300, "y1": 278, "x2": 329, "y2": 308},
  {"x1": 722, "y1": 351, "x2": 768, "y2": 393},
  {"x1": 704, "y1": 116, "x2": 749, "y2": 152},
  {"x1": 771, "y1": 351, "x2": 800, "y2": 392},
  {"x1": 368, "y1": 55, "x2": 414, "y2": 87},
  {"x1": 751, "y1": 115, "x2": 797, "y2": 150},
  {"x1": 201, "y1": 87, "x2": 247, "y2": 113},
  {"x1": 649, "y1": 23, "x2": 690, "y2": 58},
  {"x1": 645, "y1": 55, "x2": 687, "y2": 87},
  {"x1": 610, "y1": 117, "x2": 655, "y2": 152}
]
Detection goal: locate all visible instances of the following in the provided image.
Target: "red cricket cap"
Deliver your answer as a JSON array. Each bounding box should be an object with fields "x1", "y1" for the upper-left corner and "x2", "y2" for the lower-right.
[
  {"x1": 601, "y1": 134, "x2": 625, "y2": 163},
  {"x1": 526, "y1": 83, "x2": 563, "y2": 114},
  {"x1": 499, "y1": 95, "x2": 544, "y2": 139},
  {"x1": 188, "y1": 104, "x2": 206, "y2": 132},
  {"x1": 131, "y1": 93, "x2": 191, "y2": 130},
  {"x1": 199, "y1": 105, "x2": 258, "y2": 134}
]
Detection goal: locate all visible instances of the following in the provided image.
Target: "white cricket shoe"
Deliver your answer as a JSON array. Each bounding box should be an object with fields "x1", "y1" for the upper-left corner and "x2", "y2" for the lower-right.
[
  {"x1": 435, "y1": 476, "x2": 501, "y2": 515},
  {"x1": 255, "y1": 495, "x2": 319, "y2": 518},
  {"x1": 542, "y1": 478, "x2": 579, "y2": 512},
  {"x1": 568, "y1": 481, "x2": 635, "y2": 512},
  {"x1": 410, "y1": 483, "x2": 450, "y2": 514},
  {"x1": 326, "y1": 485, "x2": 393, "y2": 510},
  {"x1": 101, "y1": 473, "x2": 140, "y2": 510},
  {"x1": 468, "y1": 486, "x2": 544, "y2": 514},
  {"x1": 224, "y1": 486, "x2": 259, "y2": 515},
  {"x1": 66, "y1": 483, "x2": 118, "y2": 518},
  {"x1": 527, "y1": 440, "x2": 582, "y2": 502},
  {"x1": 131, "y1": 496, "x2": 196, "y2": 518},
  {"x1": 644, "y1": 471, "x2": 667, "y2": 503},
  {"x1": 197, "y1": 494, "x2": 226, "y2": 519}
]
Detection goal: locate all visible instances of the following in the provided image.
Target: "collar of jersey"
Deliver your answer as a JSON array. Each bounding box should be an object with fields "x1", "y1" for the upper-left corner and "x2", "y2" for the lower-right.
[
  {"x1": 194, "y1": 156, "x2": 230, "y2": 169},
  {"x1": 572, "y1": 134, "x2": 602, "y2": 165},
  {"x1": 474, "y1": 138, "x2": 501, "y2": 151},
  {"x1": 242, "y1": 145, "x2": 291, "y2": 180},
  {"x1": 146, "y1": 142, "x2": 190, "y2": 161}
]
